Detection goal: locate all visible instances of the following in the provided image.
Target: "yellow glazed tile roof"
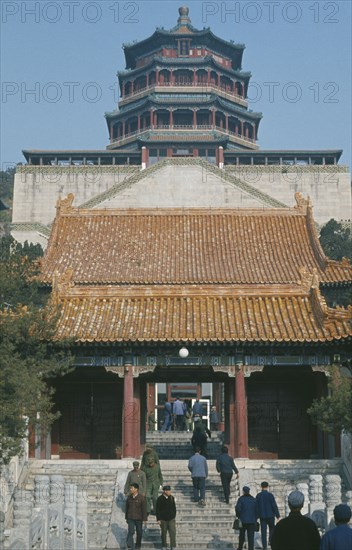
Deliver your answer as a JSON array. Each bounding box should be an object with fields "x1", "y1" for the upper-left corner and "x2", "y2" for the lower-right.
[
  {"x1": 52, "y1": 284, "x2": 352, "y2": 343},
  {"x1": 41, "y1": 196, "x2": 352, "y2": 286}
]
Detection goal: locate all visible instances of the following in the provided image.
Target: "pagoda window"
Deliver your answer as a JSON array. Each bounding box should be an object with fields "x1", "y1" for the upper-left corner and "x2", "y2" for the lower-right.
[
  {"x1": 125, "y1": 81, "x2": 133, "y2": 96},
  {"x1": 149, "y1": 72, "x2": 156, "y2": 86},
  {"x1": 159, "y1": 69, "x2": 170, "y2": 85},
  {"x1": 173, "y1": 109, "x2": 193, "y2": 127},
  {"x1": 197, "y1": 111, "x2": 211, "y2": 127},
  {"x1": 216, "y1": 112, "x2": 226, "y2": 129},
  {"x1": 235, "y1": 81, "x2": 244, "y2": 97},
  {"x1": 196, "y1": 69, "x2": 207, "y2": 84},
  {"x1": 220, "y1": 75, "x2": 233, "y2": 93},
  {"x1": 174, "y1": 69, "x2": 192, "y2": 86},
  {"x1": 156, "y1": 111, "x2": 169, "y2": 128},
  {"x1": 209, "y1": 71, "x2": 217, "y2": 86},
  {"x1": 149, "y1": 148, "x2": 167, "y2": 165},
  {"x1": 135, "y1": 75, "x2": 146, "y2": 92}
]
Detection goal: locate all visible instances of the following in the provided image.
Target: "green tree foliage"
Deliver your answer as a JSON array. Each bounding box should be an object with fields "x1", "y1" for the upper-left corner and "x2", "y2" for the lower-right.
[
  {"x1": 0, "y1": 236, "x2": 72, "y2": 464},
  {"x1": 0, "y1": 167, "x2": 15, "y2": 225},
  {"x1": 319, "y1": 219, "x2": 352, "y2": 261},
  {"x1": 308, "y1": 366, "x2": 352, "y2": 435}
]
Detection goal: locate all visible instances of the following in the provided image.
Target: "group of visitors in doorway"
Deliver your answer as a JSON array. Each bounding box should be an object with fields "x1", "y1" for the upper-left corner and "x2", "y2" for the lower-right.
[
  {"x1": 123, "y1": 443, "x2": 352, "y2": 550},
  {"x1": 149, "y1": 397, "x2": 219, "y2": 433}
]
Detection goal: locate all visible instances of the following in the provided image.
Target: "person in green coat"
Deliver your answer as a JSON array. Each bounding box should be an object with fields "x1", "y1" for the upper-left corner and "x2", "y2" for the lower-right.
[
  {"x1": 143, "y1": 459, "x2": 163, "y2": 515},
  {"x1": 124, "y1": 461, "x2": 147, "y2": 496},
  {"x1": 141, "y1": 445, "x2": 160, "y2": 470}
]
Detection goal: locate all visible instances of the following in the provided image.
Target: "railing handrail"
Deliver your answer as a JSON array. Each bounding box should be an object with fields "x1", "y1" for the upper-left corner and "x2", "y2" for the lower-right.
[{"x1": 120, "y1": 83, "x2": 246, "y2": 105}]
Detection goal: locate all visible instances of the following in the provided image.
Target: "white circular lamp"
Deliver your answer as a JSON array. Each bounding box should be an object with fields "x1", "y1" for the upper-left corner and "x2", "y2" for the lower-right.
[{"x1": 179, "y1": 347, "x2": 189, "y2": 358}]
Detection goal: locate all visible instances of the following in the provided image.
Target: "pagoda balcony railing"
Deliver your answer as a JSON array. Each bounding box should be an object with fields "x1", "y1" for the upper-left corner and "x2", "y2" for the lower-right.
[
  {"x1": 108, "y1": 126, "x2": 258, "y2": 150},
  {"x1": 119, "y1": 83, "x2": 247, "y2": 108}
]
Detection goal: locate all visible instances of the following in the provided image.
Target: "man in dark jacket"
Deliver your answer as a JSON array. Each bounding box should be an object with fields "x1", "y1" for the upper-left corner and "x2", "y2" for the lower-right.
[
  {"x1": 216, "y1": 445, "x2": 238, "y2": 504},
  {"x1": 271, "y1": 490, "x2": 320, "y2": 550},
  {"x1": 256, "y1": 481, "x2": 280, "y2": 549},
  {"x1": 191, "y1": 425, "x2": 208, "y2": 456},
  {"x1": 235, "y1": 486, "x2": 258, "y2": 550},
  {"x1": 320, "y1": 503, "x2": 352, "y2": 550},
  {"x1": 125, "y1": 482, "x2": 147, "y2": 550},
  {"x1": 156, "y1": 485, "x2": 177, "y2": 550}
]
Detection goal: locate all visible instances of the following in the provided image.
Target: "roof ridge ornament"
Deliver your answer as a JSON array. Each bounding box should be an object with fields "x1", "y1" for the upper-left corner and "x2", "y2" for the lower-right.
[
  {"x1": 178, "y1": 6, "x2": 191, "y2": 25},
  {"x1": 298, "y1": 267, "x2": 320, "y2": 290},
  {"x1": 52, "y1": 268, "x2": 74, "y2": 296},
  {"x1": 294, "y1": 192, "x2": 312, "y2": 213},
  {"x1": 56, "y1": 193, "x2": 75, "y2": 215}
]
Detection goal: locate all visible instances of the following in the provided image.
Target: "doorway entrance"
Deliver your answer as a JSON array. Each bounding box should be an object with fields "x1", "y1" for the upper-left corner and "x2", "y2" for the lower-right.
[{"x1": 152, "y1": 382, "x2": 220, "y2": 430}]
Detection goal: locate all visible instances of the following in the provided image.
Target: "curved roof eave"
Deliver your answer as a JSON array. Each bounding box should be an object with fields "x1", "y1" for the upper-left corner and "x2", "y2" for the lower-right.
[{"x1": 123, "y1": 29, "x2": 245, "y2": 69}]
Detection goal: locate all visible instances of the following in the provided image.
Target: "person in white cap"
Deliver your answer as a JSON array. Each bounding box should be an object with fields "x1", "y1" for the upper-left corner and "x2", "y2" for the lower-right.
[{"x1": 271, "y1": 490, "x2": 320, "y2": 550}]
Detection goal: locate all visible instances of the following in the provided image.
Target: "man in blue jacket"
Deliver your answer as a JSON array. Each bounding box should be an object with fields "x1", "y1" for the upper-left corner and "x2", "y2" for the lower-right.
[
  {"x1": 256, "y1": 481, "x2": 280, "y2": 549},
  {"x1": 216, "y1": 445, "x2": 239, "y2": 504},
  {"x1": 320, "y1": 503, "x2": 352, "y2": 550},
  {"x1": 188, "y1": 446, "x2": 208, "y2": 506},
  {"x1": 235, "y1": 486, "x2": 259, "y2": 550}
]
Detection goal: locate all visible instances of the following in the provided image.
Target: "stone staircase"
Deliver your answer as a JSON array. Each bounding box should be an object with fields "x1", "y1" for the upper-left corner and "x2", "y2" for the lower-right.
[
  {"x1": 146, "y1": 430, "x2": 224, "y2": 460},
  {"x1": 140, "y1": 459, "x2": 239, "y2": 550},
  {"x1": 15, "y1": 453, "x2": 348, "y2": 550}
]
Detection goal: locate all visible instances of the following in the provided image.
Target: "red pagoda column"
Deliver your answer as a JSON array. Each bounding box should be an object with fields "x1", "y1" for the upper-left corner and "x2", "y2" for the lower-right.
[
  {"x1": 240, "y1": 121, "x2": 244, "y2": 137},
  {"x1": 169, "y1": 109, "x2": 173, "y2": 128},
  {"x1": 150, "y1": 110, "x2": 154, "y2": 128},
  {"x1": 137, "y1": 114, "x2": 141, "y2": 131},
  {"x1": 225, "y1": 114, "x2": 229, "y2": 133},
  {"x1": 122, "y1": 362, "x2": 138, "y2": 457},
  {"x1": 156, "y1": 69, "x2": 159, "y2": 85},
  {"x1": 122, "y1": 120, "x2": 126, "y2": 138},
  {"x1": 235, "y1": 359, "x2": 248, "y2": 458},
  {"x1": 110, "y1": 124, "x2": 113, "y2": 141},
  {"x1": 193, "y1": 68, "x2": 197, "y2": 86},
  {"x1": 207, "y1": 69, "x2": 211, "y2": 84},
  {"x1": 212, "y1": 109, "x2": 216, "y2": 127}
]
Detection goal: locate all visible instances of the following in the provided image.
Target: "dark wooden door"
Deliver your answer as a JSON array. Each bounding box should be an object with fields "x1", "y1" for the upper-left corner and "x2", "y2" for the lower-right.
[
  {"x1": 54, "y1": 380, "x2": 122, "y2": 458},
  {"x1": 248, "y1": 379, "x2": 313, "y2": 459}
]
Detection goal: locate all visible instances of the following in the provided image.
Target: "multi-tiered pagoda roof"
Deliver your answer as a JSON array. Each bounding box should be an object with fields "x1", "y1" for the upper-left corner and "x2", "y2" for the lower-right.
[{"x1": 105, "y1": 6, "x2": 262, "y2": 157}]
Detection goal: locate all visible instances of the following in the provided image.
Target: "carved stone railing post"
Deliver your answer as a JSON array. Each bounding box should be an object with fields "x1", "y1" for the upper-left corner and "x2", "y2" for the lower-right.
[
  {"x1": 76, "y1": 487, "x2": 88, "y2": 550},
  {"x1": 34, "y1": 475, "x2": 50, "y2": 508},
  {"x1": 308, "y1": 475, "x2": 326, "y2": 531},
  {"x1": 65, "y1": 483, "x2": 77, "y2": 550},
  {"x1": 297, "y1": 483, "x2": 309, "y2": 515},
  {"x1": 13, "y1": 488, "x2": 33, "y2": 546},
  {"x1": 0, "y1": 510, "x2": 5, "y2": 548},
  {"x1": 325, "y1": 474, "x2": 341, "y2": 526},
  {"x1": 345, "y1": 490, "x2": 352, "y2": 510},
  {"x1": 50, "y1": 475, "x2": 65, "y2": 504}
]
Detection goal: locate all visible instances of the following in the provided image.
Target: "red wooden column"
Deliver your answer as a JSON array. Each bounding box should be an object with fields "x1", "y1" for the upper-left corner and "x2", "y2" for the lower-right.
[
  {"x1": 227, "y1": 378, "x2": 236, "y2": 457},
  {"x1": 122, "y1": 363, "x2": 138, "y2": 458},
  {"x1": 235, "y1": 362, "x2": 249, "y2": 458}
]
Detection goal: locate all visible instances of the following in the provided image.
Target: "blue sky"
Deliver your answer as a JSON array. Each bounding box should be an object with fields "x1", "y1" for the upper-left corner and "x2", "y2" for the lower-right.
[{"x1": 1, "y1": 0, "x2": 351, "y2": 169}]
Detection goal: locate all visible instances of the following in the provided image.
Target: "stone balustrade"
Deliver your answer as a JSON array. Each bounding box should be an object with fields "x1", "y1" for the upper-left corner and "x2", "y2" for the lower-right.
[{"x1": 4, "y1": 475, "x2": 87, "y2": 550}]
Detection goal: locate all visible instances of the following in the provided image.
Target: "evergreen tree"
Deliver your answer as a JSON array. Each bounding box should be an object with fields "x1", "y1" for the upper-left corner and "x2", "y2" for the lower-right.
[
  {"x1": 319, "y1": 219, "x2": 352, "y2": 261},
  {"x1": 0, "y1": 236, "x2": 72, "y2": 464},
  {"x1": 308, "y1": 366, "x2": 352, "y2": 435}
]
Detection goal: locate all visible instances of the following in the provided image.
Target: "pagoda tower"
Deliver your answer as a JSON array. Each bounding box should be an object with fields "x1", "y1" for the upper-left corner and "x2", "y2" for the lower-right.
[{"x1": 105, "y1": 6, "x2": 262, "y2": 164}]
